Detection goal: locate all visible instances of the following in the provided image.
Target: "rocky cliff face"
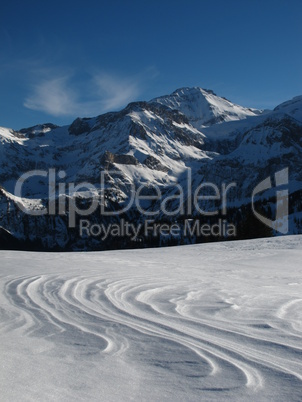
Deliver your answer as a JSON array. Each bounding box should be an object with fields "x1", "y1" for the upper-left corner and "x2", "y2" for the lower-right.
[{"x1": 1, "y1": 88, "x2": 302, "y2": 250}]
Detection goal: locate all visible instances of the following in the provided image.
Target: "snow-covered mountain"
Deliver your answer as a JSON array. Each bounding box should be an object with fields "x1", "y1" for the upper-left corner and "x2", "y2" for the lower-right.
[
  {"x1": 151, "y1": 87, "x2": 263, "y2": 128},
  {"x1": 1, "y1": 87, "x2": 302, "y2": 250}
]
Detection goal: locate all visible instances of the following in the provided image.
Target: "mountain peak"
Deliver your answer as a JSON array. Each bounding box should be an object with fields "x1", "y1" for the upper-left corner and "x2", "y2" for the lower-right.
[
  {"x1": 171, "y1": 86, "x2": 216, "y2": 96},
  {"x1": 150, "y1": 86, "x2": 262, "y2": 128},
  {"x1": 1, "y1": 88, "x2": 302, "y2": 251}
]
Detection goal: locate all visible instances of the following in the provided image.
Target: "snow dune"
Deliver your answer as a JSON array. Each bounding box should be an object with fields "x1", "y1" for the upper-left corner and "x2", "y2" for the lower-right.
[{"x1": 0, "y1": 236, "x2": 302, "y2": 401}]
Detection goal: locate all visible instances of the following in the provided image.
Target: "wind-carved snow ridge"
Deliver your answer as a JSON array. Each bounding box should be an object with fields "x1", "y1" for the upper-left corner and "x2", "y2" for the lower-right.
[{"x1": 1, "y1": 236, "x2": 302, "y2": 401}]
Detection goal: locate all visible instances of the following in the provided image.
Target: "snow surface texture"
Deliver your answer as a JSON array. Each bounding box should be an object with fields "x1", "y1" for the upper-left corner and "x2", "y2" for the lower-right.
[{"x1": 1, "y1": 236, "x2": 302, "y2": 401}]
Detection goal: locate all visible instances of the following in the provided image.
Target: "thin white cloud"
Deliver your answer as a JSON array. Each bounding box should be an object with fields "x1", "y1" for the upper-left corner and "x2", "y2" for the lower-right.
[
  {"x1": 94, "y1": 73, "x2": 140, "y2": 112},
  {"x1": 24, "y1": 76, "x2": 79, "y2": 116},
  {"x1": 24, "y1": 70, "x2": 153, "y2": 117}
]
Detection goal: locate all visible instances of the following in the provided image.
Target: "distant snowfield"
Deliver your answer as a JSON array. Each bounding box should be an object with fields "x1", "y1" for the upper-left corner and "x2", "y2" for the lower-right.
[{"x1": 1, "y1": 237, "x2": 302, "y2": 401}]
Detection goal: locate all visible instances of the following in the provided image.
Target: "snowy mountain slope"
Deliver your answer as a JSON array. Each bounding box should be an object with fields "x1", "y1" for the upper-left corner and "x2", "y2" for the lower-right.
[
  {"x1": 274, "y1": 95, "x2": 302, "y2": 122},
  {"x1": 1, "y1": 88, "x2": 302, "y2": 250},
  {"x1": 0, "y1": 236, "x2": 302, "y2": 401},
  {"x1": 226, "y1": 114, "x2": 302, "y2": 164},
  {"x1": 203, "y1": 95, "x2": 302, "y2": 141},
  {"x1": 0, "y1": 100, "x2": 208, "y2": 197},
  {"x1": 151, "y1": 87, "x2": 263, "y2": 128}
]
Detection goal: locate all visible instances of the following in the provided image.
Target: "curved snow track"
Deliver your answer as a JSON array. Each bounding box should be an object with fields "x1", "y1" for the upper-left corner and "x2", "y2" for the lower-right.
[{"x1": 1, "y1": 237, "x2": 302, "y2": 401}]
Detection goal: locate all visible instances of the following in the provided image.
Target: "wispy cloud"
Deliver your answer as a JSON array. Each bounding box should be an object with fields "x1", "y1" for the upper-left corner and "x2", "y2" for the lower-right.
[
  {"x1": 93, "y1": 73, "x2": 140, "y2": 112},
  {"x1": 24, "y1": 76, "x2": 79, "y2": 116},
  {"x1": 24, "y1": 69, "x2": 156, "y2": 117}
]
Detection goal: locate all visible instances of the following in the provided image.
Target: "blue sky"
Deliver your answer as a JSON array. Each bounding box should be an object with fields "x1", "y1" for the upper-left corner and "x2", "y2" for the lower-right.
[{"x1": 1, "y1": 0, "x2": 302, "y2": 129}]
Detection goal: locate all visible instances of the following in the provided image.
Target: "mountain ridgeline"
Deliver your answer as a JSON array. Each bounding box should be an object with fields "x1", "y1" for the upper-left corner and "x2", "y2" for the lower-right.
[{"x1": 1, "y1": 87, "x2": 302, "y2": 250}]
